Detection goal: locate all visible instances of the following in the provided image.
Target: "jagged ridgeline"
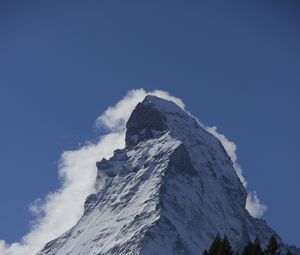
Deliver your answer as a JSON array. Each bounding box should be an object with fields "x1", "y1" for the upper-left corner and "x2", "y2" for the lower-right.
[{"x1": 37, "y1": 96, "x2": 299, "y2": 255}]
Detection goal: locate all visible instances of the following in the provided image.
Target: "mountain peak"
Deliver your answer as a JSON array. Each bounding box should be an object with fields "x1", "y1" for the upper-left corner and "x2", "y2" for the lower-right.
[
  {"x1": 142, "y1": 95, "x2": 184, "y2": 113},
  {"x1": 125, "y1": 96, "x2": 186, "y2": 146},
  {"x1": 37, "y1": 96, "x2": 298, "y2": 255}
]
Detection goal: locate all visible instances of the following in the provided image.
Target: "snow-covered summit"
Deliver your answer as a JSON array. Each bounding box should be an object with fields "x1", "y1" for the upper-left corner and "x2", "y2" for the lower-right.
[{"x1": 37, "y1": 96, "x2": 299, "y2": 255}]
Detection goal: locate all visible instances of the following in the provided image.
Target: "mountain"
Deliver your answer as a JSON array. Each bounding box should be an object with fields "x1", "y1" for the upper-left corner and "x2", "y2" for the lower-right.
[{"x1": 37, "y1": 95, "x2": 299, "y2": 255}]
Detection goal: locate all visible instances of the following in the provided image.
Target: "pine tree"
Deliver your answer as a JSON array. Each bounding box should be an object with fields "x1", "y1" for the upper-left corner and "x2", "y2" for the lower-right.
[
  {"x1": 202, "y1": 234, "x2": 285, "y2": 255},
  {"x1": 242, "y1": 241, "x2": 254, "y2": 255},
  {"x1": 209, "y1": 234, "x2": 222, "y2": 255},
  {"x1": 219, "y1": 235, "x2": 234, "y2": 255},
  {"x1": 252, "y1": 237, "x2": 264, "y2": 255},
  {"x1": 202, "y1": 249, "x2": 209, "y2": 255},
  {"x1": 265, "y1": 235, "x2": 280, "y2": 255}
]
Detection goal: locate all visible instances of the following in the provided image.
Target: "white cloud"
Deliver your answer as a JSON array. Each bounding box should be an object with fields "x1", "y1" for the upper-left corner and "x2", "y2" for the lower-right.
[
  {"x1": 96, "y1": 89, "x2": 185, "y2": 131},
  {"x1": 206, "y1": 126, "x2": 248, "y2": 187},
  {"x1": 0, "y1": 132, "x2": 125, "y2": 255},
  {"x1": 206, "y1": 126, "x2": 267, "y2": 218},
  {"x1": 0, "y1": 89, "x2": 265, "y2": 255},
  {"x1": 246, "y1": 191, "x2": 267, "y2": 218},
  {"x1": 0, "y1": 89, "x2": 184, "y2": 255}
]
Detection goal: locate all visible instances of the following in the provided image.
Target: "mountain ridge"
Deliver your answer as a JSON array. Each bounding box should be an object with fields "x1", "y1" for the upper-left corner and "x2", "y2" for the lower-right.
[{"x1": 37, "y1": 95, "x2": 299, "y2": 255}]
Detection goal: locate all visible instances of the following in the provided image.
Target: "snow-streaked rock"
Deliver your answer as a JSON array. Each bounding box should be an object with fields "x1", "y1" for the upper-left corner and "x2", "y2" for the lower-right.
[{"x1": 37, "y1": 95, "x2": 299, "y2": 255}]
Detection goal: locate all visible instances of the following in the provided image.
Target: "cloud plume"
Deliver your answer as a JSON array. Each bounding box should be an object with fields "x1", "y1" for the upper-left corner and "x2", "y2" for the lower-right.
[
  {"x1": 0, "y1": 89, "x2": 183, "y2": 255},
  {"x1": 96, "y1": 89, "x2": 185, "y2": 130},
  {"x1": 0, "y1": 89, "x2": 266, "y2": 255},
  {"x1": 206, "y1": 126, "x2": 267, "y2": 218}
]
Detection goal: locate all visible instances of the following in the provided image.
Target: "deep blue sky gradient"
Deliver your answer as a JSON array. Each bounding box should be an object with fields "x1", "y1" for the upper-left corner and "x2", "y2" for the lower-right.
[{"x1": 0, "y1": 0, "x2": 299, "y2": 246}]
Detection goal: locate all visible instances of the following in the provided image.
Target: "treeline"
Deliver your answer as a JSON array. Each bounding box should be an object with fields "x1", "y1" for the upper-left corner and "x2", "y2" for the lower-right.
[{"x1": 202, "y1": 234, "x2": 292, "y2": 255}]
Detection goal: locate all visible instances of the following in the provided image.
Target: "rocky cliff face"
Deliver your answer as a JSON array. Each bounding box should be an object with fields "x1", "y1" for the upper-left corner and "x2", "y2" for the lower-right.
[{"x1": 37, "y1": 96, "x2": 297, "y2": 255}]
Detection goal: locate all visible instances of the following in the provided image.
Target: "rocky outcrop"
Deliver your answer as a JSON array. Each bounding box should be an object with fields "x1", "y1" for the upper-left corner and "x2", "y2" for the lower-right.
[{"x1": 37, "y1": 95, "x2": 298, "y2": 255}]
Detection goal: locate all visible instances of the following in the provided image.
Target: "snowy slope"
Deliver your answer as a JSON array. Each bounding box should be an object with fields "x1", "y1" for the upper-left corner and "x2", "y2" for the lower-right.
[{"x1": 37, "y1": 95, "x2": 298, "y2": 255}]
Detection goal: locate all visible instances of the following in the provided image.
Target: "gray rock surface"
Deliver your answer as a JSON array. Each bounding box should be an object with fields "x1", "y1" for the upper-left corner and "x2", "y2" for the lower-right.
[{"x1": 37, "y1": 95, "x2": 299, "y2": 255}]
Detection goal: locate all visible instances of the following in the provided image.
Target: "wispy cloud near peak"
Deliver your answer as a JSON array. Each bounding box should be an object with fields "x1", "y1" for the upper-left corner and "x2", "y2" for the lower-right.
[{"x1": 0, "y1": 89, "x2": 266, "y2": 255}]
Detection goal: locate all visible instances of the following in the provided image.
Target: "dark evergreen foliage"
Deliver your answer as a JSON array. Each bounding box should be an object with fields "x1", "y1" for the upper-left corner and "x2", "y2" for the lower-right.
[
  {"x1": 203, "y1": 234, "x2": 291, "y2": 255},
  {"x1": 252, "y1": 237, "x2": 264, "y2": 255},
  {"x1": 206, "y1": 234, "x2": 233, "y2": 255},
  {"x1": 202, "y1": 249, "x2": 210, "y2": 255},
  {"x1": 208, "y1": 234, "x2": 222, "y2": 255},
  {"x1": 242, "y1": 241, "x2": 254, "y2": 255},
  {"x1": 219, "y1": 235, "x2": 234, "y2": 255},
  {"x1": 266, "y1": 235, "x2": 280, "y2": 255}
]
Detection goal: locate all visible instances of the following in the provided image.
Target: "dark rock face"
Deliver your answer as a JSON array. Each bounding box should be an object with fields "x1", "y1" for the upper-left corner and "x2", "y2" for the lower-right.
[
  {"x1": 84, "y1": 194, "x2": 98, "y2": 214},
  {"x1": 125, "y1": 102, "x2": 168, "y2": 146},
  {"x1": 168, "y1": 144, "x2": 197, "y2": 177},
  {"x1": 36, "y1": 95, "x2": 299, "y2": 255}
]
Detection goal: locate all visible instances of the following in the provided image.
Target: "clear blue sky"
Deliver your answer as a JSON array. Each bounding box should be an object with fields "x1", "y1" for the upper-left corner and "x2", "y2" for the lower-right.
[{"x1": 0, "y1": 0, "x2": 299, "y2": 247}]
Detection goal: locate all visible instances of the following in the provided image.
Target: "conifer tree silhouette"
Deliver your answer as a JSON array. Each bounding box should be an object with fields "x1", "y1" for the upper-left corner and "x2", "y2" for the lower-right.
[{"x1": 266, "y1": 235, "x2": 280, "y2": 255}]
